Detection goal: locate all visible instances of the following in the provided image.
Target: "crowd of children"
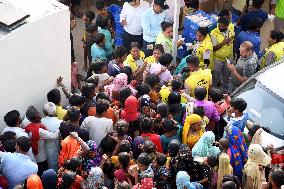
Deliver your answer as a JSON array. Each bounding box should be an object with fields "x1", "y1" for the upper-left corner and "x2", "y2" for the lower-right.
[{"x1": 1, "y1": 0, "x2": 284, "y2": 188}]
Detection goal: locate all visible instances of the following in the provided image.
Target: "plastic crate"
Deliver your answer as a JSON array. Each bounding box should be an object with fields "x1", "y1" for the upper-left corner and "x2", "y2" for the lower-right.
[
  {"x1": 115, "y1": 38, "x2": 123, "y2": 46},
  {"x1": 107, "y1": 4, "x2": 124, "y2": 46},
  {"x1": 107, "y1": 4, "x2": 122, "y2": 15}
]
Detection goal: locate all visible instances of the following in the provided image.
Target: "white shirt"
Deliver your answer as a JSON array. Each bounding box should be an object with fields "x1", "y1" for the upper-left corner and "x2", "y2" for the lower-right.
[
  {"x1": 2, "y1": 126, "x2": 28, "y2": 138},
  {"x1": 91, "y1": 73, "x2": 111, "y2": 85},
  {"x1": 27, "y1": 128, "x2": 59, "y2": 163},
  {"x1": 165, "y1": 0, "x2": 185, "y2": 23},
  {"x1": 120, "y1": 1, "x2": 150, "y2": 35},
  {"x1": 81, "y1": 116, "x2": 113, "y2": 146}
]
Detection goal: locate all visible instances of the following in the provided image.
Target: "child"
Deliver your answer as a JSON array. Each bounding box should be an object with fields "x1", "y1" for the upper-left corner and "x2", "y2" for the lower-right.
[
  {"x1": 97, "y1": 17, "x2": 113, "y2": 58},
  {"x1": 152, "y1": 153, "x2": 171, "y2": 189},
  {"x1": 204, "y1": 155, "x2": 219, "y2": 189},
  {"x1": 160, "y1": 118, "x2": 181, "y2": 153},
  {"x1": 85, "y1": 23, "x2": 98, "y2": 68},
  {"x1": 194, "y1": 86, "x2": 220, "y2": 131},
  {"x1": 140, "y1": 94, "x2": 155, "y2": 118},
  {"x1": 82, "y1": 140, "x2": 101, "y2": 172},
  {"x1": 149, "y1": 53, "x2": 173, "y2": 85},
  {"x1": 95, "y1": 0, "x2": 114, "y2": 33},
  {"x1": 87, "y1": 61, "x2": 113, "y2": 86},
  {"x1": 71, "y1": 62, "x2": 80, "y2": 93},
  {"x1": 145, "y1": 74, "x2": 160, "y2": 103},
  {"x1": 209, "y1": 88, "x2": 231, "y2": 115},
  {"x1": 193, "y1": 106, "x2": 209, "y2": 132},
  {"x1": 217, "y1": 153, "x2": 233, "y2": 189},
  {"x1": 108, "y1": 47, "x2": 128, "y2": 77},
  {"x1": 91, "y1": 33, "x2": 107, "y2": 62},
  {"x1": 114, "y1": 152, "x2": 132, "y2": 186},
  {"x1": 226, "y1": 98, "x2": 248, "y2": 132},
  {"x1": 82, "y1": 10, "x2": 96, "y2": 70}
]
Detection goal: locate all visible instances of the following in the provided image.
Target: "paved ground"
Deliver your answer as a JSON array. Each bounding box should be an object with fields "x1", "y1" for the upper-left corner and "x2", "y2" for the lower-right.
[{"x1": 72, "y1": 0, "x2": 273, "y2": 76}]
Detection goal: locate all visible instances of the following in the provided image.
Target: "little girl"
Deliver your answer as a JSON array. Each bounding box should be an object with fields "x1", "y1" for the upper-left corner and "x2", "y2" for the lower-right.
[
  {"x1": 152, "y1": 153, "x2": 171, "y2": 189},
  {"x1": 82, "y1": 140, "x2": 101, "y2": 172},
  {"x1": 91, "y1": 33, "x2": 107, "y2": 62}
]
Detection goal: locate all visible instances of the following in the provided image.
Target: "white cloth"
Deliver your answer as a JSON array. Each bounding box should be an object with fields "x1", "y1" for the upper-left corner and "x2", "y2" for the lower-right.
[
  {"x1": 81, "y1": 116, "x2": 113, "y2": 146},
  {"x1": 165, "y1": 0, "x2": 185, "y2": 23},
  {"x1": 41, "y1": 116, "x2": 62, "y2": 171},
  {"x1": 91, "y1": 73, "x2": 111, "y2": 85},
  {"x1": 2, "y1": 126, "x2": 28, "y2": 138},
  {"x1": 120, "y1": 1, "x2": 150, "y2": 35}
]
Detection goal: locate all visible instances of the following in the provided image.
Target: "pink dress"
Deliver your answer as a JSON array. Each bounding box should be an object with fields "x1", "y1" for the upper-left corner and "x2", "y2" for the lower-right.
[{"x1": 71, "y1": 62, "x2": 79, "y2": 90}]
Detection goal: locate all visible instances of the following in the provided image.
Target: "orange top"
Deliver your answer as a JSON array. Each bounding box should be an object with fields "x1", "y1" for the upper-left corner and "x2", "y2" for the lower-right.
[
  {"x1": 27, "y1": 174, "x2": 44, "y2": 189},
  {"x1": 58, "y1": 136, "x2": 81, "y2": 167},
  {"x1": 88, "y1": 107, "x2": 117, "y2": 124}
]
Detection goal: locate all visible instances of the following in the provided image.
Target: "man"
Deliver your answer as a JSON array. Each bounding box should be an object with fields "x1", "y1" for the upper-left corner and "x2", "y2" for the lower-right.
[
  {"x1": 2, "y1": 110, "x2": 28, "y2": 138},
  {"x1": 271, "y1": 0, "x2": 284, "y2": 33},
  {"x1": 141, "y1": 0, "x2": 169, "y2": 57},
  {"x1": 108, "y1": 46, "x2": 128, "y2": 77},
  {"x1": 47, "y1": 88, "x2": 67, "y2": 120},
  {"x1": 81, "y1": 99, "x2": 113, "y2": 146},
  {"x1": 261, "y1": 169, "x2": 284, "y2": 189},
  {"x1": 184, "y1": 56, "x2": 212, "y2": 99},
  {"x1": 211, "y1": 16, "x2": 234, "y2": 93},
  {"x1": 164, "y1": 0, "x2": 185, "y2": 24},
  {"x1": 227, "y1": 41, "x2": 258, "y2": 92},
  {"x1": 41, "y1": 102, "x2": 62, "y2": 171},
  {"x1": 0, "y1": 136, "x2": 38, "y2": 189},
  {"x1": 59, "y1": 107, "x2": 89, "y2": 142}
]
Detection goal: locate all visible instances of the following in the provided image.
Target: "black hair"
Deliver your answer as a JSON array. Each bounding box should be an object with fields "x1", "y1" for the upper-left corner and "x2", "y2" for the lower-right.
[
  {"x1": 102, "y1": 161, "x2": 115, "y2": 179},
  {"x1": 96, "y1": 16, "x2": 108, "y2": 29},
  {"x1": 193, "y1": 106, "x2": 205, "y2": 117},
  {"x1": 1, "y1": 131, "x2": 16, "y2": 144},
  {"x1": 86, "y1": 76, "x2": 99, "y2": 86},
  {"x1": 146, "y1": 74, "x2": 160, "y2": 88},
  {"x1": 58, "y1": 171, "x2": 76, "y2": 189},
  {"x1": 153, "y1": 44, "x2": 165, "y2": 54},
  {"x1": 210, "y1": 88, "x2": 223, "y2": 103},
  {"x1": 270, "y1": 30, "x2": 284, "y2": 43},
  {"x1": 66, "y1": 107, "x2": 81, "y2": 122},
  {"x1": 119, "y1": 87, "x2": 132, "y2": 105},
  {"x1": 87, "y1": 61, "x2": 107, "y2": 77},
  {"x1": 168, "y1": 92, "x2": 181, "y2": 105},
  {"x1": 136, "y1": 83, "x2": 151, "y2": 97},
  {"x1": 115, "y1": 120, "x2": 129, "y2": 136},
  {"x1": 95, "y1": 0, "x2": 105, "y2": 10},
  {"x1": 140, "y1": 117, "x2": 153, "y2": 133},
  {"x1": 230, "y1": 98, "x2": 247, "y2": 112},
  {"x1": 248, "y1": 17, "x2": 262, "y2": 31},
  {"x1": 81, "y1": 84, "x2": 97, "y2": 99},
  {"x1": 69, "y1": 95, "x2": 86, "y2": 106},
  {"x1": 144, "y1": 140, "x2": 156, "y2": 154},
  {"x1": 162, "y1": 118, "x2": 178, "y2": 133},
  {"x1": 121, "y1": 66, "x2": 132, "y2": 84},
  {"x1": 169, "y1": 103, "x2": 182, "y2": 115},
  {"x1": 96, "y1": 99, "x2": 109, "y2": 115},
  {"x1": 96, "y1": 92, "x2": 110, "y2": 102},
  {"x1": 168, "y1": 139, "x2": 181, "y2": 157},
  {"x1": 118, "y1": 152, "x2": 130, "y2": 170},
  {"x1": 222, "y1": 174, "x2": 241, "y2": 189},
  {"x1": 252, "y1": 0, "x2": 264, "y2": 8},
  {"x1": 16, "y1": 136, "x2": 31, "y2": 153},
  {"x1": 270, "y1": 169, "x2": 284, "y2": 187},
  {"x1": 137, "y1": 152, "x2": 152, "y2": 166},
  {"x1": 47, "y1": 89, "x2": 61, "y2": 105},
  {"x1": 248, "y1": 124, "x2": 261, "y2": 138},
  {"x1": 186, "y1": 56, "x2": 200, "y2": 67},
  {"x1": 161, "y1": 21, "x2": 173, "y2": 31},
  {"x1": 113, "y1": 46, "x2": 128, "y2": 59},
  {"x1": 197, "y1": 27, "x2": 209, "y2": 36},
  {"x1": 218, "y1": 16, "x2": 230, "y2": 26},
  {"x1": 207, "y1": 155, "x2": 218, "y2": 168},
  {"x1": 218, "y1": 9, "x2": 230, "y2": 18},
  {"x1": 3, "y1": 139, "x2": 16, "y2": 153},
  {"x1": 104, "y1": 179, "x2": 115, "y2": 189},
  {"x1": 117, "y1": 182, "x2": 131, "y2": 189},
  {"x1": 171, "y1": 79, "x2": 183, "y2": 91},
  {"x1": 222, "y1": 181, "x2": 237, "y2": 189},
  {"x1": 94, "y1": 33, "x2": 105, "y2": 44},
  {"x1": 84, "y1": 10, "x2": 95, "y2": 22},
  {"x1": 157, "y1": 103, "x2": 169, "y2": 118},
  {"x1": 159, "y1": 53, "x2": 173, "y2": 66},
  {"x1": 130, "y1": 42, "x2": 140, "y2": 49},
  {"x1": 26, "y1": 106, "x2": 40, "y2": 122},
  {"x1": 4, "y1": 110, "x2": 20, "y2": 127},
  {"x1": 64, "y1": 157, "x2": 82, "y2": 172},
  {"x1": 156, "y1": 152, "x2": 167, "y2": 166},
  {"x1": 59, "y1": 0, "x2": 71, "y2": 6},
  {"x1": 119, "y1": 139, "x2": 132, "y2": 153},
  {"x1": 101, "y1": 136, "x2": 116, "y2": 155},
  {"x1": 194, "y1": 86, "x2": 207, "y2": 101},
  {"x1": 86, "y1": 23, "x2": 98, "y2": 33}
]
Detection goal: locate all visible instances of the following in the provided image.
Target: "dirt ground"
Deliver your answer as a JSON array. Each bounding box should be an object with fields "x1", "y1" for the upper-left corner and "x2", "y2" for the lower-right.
[{"x1": 72, "y1": 0, "x2": 274, "y2": 76}]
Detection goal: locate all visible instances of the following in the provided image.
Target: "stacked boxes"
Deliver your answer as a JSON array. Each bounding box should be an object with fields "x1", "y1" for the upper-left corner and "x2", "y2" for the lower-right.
[{"x1": 107, "y1": 4, "x2": 124, "y2": 46}]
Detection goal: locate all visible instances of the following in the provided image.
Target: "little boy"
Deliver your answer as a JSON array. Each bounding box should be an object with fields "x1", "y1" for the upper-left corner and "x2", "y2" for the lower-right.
[{"x1": 95, "y1": 0, "x2": 114, "y2": 32}]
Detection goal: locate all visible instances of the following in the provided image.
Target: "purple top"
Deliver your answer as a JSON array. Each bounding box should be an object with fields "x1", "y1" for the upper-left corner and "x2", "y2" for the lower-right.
[{"x1": 194, "y1": 100, "x2": 220, "y2": 122}]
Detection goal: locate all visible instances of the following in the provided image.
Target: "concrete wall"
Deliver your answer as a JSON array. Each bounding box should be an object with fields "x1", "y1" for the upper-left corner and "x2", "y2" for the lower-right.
[{"x1": 0, "y1": 0, "x2": 71, "y2": 132}]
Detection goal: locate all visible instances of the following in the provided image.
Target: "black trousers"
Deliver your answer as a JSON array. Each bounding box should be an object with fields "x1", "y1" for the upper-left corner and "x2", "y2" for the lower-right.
[
  {"x1": 122, "y1": 31, "x2": 143, "y2": 52},
  {"x1": 37, "y1": 160, "x2": 49, "y2": 177},
  {"x1": 142, "y1": 40, "x2": 155, "y2": 58}
]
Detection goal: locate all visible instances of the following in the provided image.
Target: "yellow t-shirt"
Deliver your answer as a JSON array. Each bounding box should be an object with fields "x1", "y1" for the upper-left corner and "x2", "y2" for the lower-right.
[
  {"x1": 56, "y1": 105, "x2": 67, "y2": 120},
  {"x1": 159, "y1": 86, "x2": 187, "y2": 103},
  {"x1": 144, "y1": 56, "x2": 157, "y2": 65}
]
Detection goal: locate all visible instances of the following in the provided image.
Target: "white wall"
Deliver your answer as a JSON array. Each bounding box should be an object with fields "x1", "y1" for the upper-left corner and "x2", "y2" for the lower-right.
[{"x1": 0, "y1": 0, "x2": 71, "y2": 132}]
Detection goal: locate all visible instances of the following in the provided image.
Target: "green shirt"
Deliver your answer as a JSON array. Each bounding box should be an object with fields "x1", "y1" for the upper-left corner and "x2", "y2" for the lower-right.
[
  {"x1": 156, "y1": 32, "x2": 173, "y2": 54},
  {"x1": 276, "y1": 0, "x2": 284, "y2": 19}
]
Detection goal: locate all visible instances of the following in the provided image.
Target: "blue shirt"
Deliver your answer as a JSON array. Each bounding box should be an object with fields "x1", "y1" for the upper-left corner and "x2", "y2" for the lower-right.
[
  {"x1": 236, "y1": 31, "x2": 261, "y2": 58},
  {"x1": 91, "y1": 43, "x2": 107, "y2": 62},
  {"x1": 141, "y1": 8, "x2": 166, "y2": 42},
  {"x1": 240, "y1": 10, "x2": 268, "y2": 31},
  {"x1": 107, "y1": 60, "x2": 121, "y2": 77},
  {"x1": 228, "y1": 112, "x2": 249, "y2": 132},
  {"x1": 98, "y1": 28, "x2": 113, "y2": 56},
  {"x1": 0, "y1": 152, "x2": 38, "y2": 189},
  {"x1": 160, "y1": 126, "x2": 181, "y2": 153}
]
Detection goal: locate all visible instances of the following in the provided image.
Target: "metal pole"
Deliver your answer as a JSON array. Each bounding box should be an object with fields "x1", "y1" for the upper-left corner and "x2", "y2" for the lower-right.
[{"x1": 172, "y1": 0, "x2": 180, "y2": 65}]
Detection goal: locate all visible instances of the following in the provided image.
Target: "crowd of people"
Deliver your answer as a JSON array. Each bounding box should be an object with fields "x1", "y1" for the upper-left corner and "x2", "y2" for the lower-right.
[{"x1": 1, "y1": 0, "x2": 284, "y2": 188}]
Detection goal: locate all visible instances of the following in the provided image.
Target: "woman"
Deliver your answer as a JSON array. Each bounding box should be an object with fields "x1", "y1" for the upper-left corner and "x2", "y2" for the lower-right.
[
  {"x1": 120, "y1": 0, "x2": 150, "y2": 51},
  {"x1": 86, "y1": 167, "x2": 105, "y2": 189},
  {"x1": 82, "y1": 140, "x2": 102, "y2": 172},
  {"x1": 156, "y1": 22, "x2": 183, "y2": 54},
  {"x1": 243, "y1": 144, "x2": 271, "y2": 189},
  {"x1": 191, "y1": 131, "x2": 220, "y2": 158},
  {"x1": 26, "y1": 174, "x2": 44, "y2": 189},
  {"x1": 217, "y1": 153, "x2": 233, "y2": 189},
  {"x1": 261, "y1": 30, "x2": 284, "y2": 69},
  {"x1": 227, "y1": 126, "x2": 248, "y2": 181},
  {"x1": 182, "y1": 114, "x2": 204, "y2": 149},
  {"x1": 176, "y1": 171, "x2": 203, "y2": 189},
  {"x1": 41, "y1": 169, "x2": 58, "y2": 189},
  {"x1": 121, "y1": 96, "x2": 140, "y2": 123}
]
